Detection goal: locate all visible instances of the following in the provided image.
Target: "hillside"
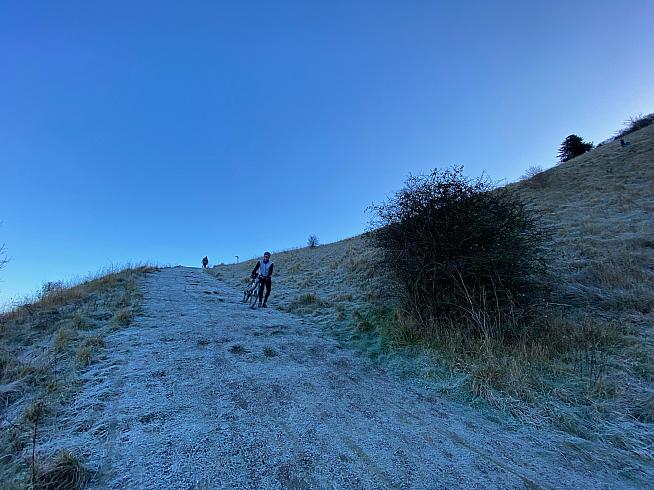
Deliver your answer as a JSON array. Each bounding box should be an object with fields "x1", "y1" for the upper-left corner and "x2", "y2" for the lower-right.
[
  {"x1": 212, "y1": 122, "x2": 654, "y2": 470},
  {"x1": 0, "y1": 123, "x2": 651, "y2": 488},
  {"x1": 514, "y1": 122, "x2": 654, "y2": 315}
]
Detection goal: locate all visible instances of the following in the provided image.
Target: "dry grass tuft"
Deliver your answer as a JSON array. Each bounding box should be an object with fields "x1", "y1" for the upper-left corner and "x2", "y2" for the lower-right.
[
  {"x1": 296, "y1": 293, "x2": 322, "y2": 306},
  {"x1": 53, "y1": 327, "x2": 76, "y2": 354},
  {"x1": 112, "y1": 308, "x2": 133, "y2": 327},
  {"x1": 33, "y1": 450, "x2": 90, "y2": 490},
  {"x1": 34, "y1": 285, "x2": 87, "y2": 313},
  {"x1": 284, "y1": 293, "x2": 326, "y2": 313},
  {"x1": 23, "y1": 399, "x2": 47, "y2": 423},
  {"x1": 75, "y1": 346, "x2": 92, "y2": 368},
  {"x1": 71, "y1": 313, "x2": 93, "y2": 331},
  {"x1": 75, "y1": 337, "x2": 106, "y2": 367}
]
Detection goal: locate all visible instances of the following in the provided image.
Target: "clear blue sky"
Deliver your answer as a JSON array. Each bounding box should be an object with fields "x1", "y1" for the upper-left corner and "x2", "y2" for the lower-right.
[{"x1": 1, "y1": 0, "x2": 653, "y2": 307}]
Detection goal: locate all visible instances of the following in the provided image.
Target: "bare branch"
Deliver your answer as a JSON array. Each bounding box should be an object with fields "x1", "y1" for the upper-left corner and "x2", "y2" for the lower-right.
[{"x1": 0, "y1": 243, "x2": 8, "y2": 271}]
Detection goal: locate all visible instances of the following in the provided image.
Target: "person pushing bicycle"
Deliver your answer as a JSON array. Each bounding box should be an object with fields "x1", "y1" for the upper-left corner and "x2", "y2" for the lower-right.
[{"x1": 251, "y1": 251, "x2": 274, "y2": 308}]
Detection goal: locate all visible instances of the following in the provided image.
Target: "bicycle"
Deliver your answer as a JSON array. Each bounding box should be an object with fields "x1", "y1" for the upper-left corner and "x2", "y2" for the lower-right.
[{"x1": 242, "y1": 275, "x2": 261, "y2": 308}]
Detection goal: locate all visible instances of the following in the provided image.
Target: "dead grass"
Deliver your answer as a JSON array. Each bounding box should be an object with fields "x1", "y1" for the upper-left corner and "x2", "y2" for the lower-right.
[
  {"x1": 53, "y1": 327, "x2": 76, "y2": 354},
  {"x1": 76, "y1": 337, "x2": 106, "y2": 367},
  {"x1": 32, "y1": 449, "x2": 90, "y2": 490},
  {"x1": 375, "y1": 306, "x2": 653, "y2": 456},
  {"x1": 71, "y1": 313, "x2": 93, "y2": 331},
  {"x1": 112, "y1": 308, "x2": 133, "y2": 327},
  {"x1": 0, "y1": 264, "x2": 157, "y2": 486},
  {"x1": 284, "y1": 293, "x2": 325, "y2": 313}
]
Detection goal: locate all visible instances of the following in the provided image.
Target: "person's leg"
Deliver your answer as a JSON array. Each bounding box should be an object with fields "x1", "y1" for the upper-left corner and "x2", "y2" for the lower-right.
[
  {"x1": 263, "y1": 278, "x2": 271, "y2": 305},
  {"x1": 258, "y1": 280, "x2": 265, "y2": 304}
]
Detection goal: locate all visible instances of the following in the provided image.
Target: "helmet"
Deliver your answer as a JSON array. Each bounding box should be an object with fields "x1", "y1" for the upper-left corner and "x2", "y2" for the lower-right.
[{"x1": 263, "y1": 251, "x2": 271, "y2": 258}]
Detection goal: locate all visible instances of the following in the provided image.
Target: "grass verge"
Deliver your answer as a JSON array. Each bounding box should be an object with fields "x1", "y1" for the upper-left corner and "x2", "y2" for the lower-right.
[{"x1": 0, "y1": 264, "x2": 157, "y2": 487}]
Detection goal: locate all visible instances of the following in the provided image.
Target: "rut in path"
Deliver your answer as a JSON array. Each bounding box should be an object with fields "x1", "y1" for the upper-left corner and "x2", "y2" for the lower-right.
[{"x1": 77, "y1": 267, "x2": 639, "y2": 489}]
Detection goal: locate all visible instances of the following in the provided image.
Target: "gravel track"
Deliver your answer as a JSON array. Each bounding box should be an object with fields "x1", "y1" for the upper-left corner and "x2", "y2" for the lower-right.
[{"x1": 83, "y1": 267, "x2": 637, "y2": 489}]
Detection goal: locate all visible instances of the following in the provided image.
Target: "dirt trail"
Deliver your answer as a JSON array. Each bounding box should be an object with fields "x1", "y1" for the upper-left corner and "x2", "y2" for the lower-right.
[{"x1": 82, "y1": 267, "x2": 636, "y2": 489}]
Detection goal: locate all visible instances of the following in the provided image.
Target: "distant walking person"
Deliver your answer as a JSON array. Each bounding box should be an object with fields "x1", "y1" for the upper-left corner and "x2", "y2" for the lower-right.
[
  {"x1": 251, "y1": 251, "x2": 273, "y2": 308},
  {"x1": 202, "y1": 256, "x2": 209, "y2": 268}
]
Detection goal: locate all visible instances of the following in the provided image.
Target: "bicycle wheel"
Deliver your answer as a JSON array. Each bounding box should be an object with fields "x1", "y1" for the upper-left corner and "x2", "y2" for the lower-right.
[
  {"x1": 249, "y1": 283, "x2": 260, "y2": 308},
  {"x1": 243, "y1": 278, "x2": 255, "y2": 302}
]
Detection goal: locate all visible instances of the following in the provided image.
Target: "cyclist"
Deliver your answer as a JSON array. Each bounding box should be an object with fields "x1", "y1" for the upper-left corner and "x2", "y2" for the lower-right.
[{"x1": 251, "y1": 251, "x2": 274, "y2": 308}]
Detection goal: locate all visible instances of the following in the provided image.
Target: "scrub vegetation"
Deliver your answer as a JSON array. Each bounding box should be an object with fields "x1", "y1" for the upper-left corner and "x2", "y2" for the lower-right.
[
  {"x1": 212, "y1": 120, "x2": 654, "y2": 470},
  {"x1": 0, "y1": 265, "x2": 156, "y2": 488},
  {"x1": 615, "y1": 112, "x2": 654, "y2": 139},
  {"x1": 367, "y1": 166, "x2": 549, "y2": 342}
]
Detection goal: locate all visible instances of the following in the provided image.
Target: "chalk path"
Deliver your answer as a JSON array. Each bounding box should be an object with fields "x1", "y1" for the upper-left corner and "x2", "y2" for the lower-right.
[{"x1": 85, "y1": 267, "x2": 633, "y2": 489}]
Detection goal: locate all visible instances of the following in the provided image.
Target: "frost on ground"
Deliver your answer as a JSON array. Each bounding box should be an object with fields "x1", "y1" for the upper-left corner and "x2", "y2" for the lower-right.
[{"x1": 57, "y1": 266, "x2": 645, "y2": 489}]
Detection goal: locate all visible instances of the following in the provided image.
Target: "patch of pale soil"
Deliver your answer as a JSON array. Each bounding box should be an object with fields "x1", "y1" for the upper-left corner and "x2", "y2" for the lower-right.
[{"x1": 75, "y1": 268, "x2": 640, "y2": 489}]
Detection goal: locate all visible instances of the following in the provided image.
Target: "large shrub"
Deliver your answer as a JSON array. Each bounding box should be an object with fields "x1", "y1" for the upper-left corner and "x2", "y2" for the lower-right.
[
  {"x1": 368, "y1": 167, "x2": 548, "y2": 340},
  {"x1": 520, "y1": 165, "x2": 548, "y2": 190},
  {"x1": 558, "y1": 134, "x2": 594, "y2": 163}
]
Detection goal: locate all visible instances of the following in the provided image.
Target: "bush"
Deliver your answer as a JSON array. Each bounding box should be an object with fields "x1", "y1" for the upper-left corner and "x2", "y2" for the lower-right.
[
  {"x1": 40, "y1": 281, "x2": 65, "y2": 298},
  {"x1": 520, "y1": 165, "x2": 548, "y2": 189},
  {"x1": 307, "y1": 234, "x2": 319, "y2": 248},
  {"x1": 615, "y1": 112, "x2": 654, "y2": 139},
  {"x1": 367, "y1": 167, "x2": 548, "y2": 341},
  {"x1": 558, "y1": 134, "x2": 594, "y2": 163}
]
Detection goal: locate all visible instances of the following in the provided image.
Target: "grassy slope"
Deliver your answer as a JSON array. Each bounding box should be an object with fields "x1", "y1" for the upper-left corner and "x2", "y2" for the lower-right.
[
  {"x1": 515, "y1": 122, "x2": 654, "y2": 315},
  {"x1": 2, "y1": 124, "x2": 649, "y2": 486},
  {"x1": 211, "y1": 123, "x2": 654, "y2": 474},
  {"x1": 509, "y1": 124, "x2": 654, "y2": 460},
  {"x1": 0, "y1": 266, "x2": 155, "y2": 488}
]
